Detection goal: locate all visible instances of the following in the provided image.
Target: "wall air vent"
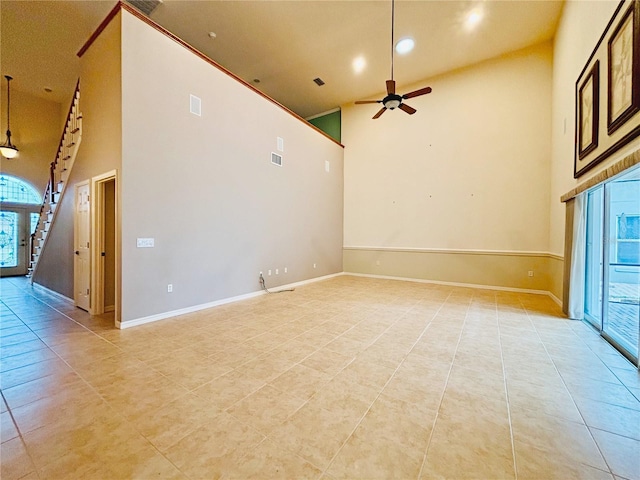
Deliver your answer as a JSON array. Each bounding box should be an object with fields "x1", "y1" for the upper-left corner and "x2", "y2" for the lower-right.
[
  {"x1": 190, "y1": 94, "x2": 201, "y2": 116},
  {"x1": 127, "y1": 0, "x2": 162, "y2": 16},
  {"x1": 313, "y1": 78, "x2": 325, "y2": 86},
  {"x1": 271, "y1": 152, "x2": 283, "y2": 167}
]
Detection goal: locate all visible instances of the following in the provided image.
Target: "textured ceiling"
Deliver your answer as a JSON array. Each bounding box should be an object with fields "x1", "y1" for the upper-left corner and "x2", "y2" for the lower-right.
[{"x1": 1, "y1": 0, "x2": 563, "y2": 118}]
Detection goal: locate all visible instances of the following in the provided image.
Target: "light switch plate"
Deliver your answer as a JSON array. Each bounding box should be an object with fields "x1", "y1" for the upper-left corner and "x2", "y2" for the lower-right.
[{"x1": 137, "y1": 238, "x2": 154, "y2": 248}]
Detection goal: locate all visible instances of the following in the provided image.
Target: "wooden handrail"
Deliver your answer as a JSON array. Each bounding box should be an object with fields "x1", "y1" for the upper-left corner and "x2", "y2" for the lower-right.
[
  {"x1": 49, "y1": 162, "x2": 55, "y2": 203},
  {"x1": 30, "y1": 79, "x2": 81, "y2": 277}
]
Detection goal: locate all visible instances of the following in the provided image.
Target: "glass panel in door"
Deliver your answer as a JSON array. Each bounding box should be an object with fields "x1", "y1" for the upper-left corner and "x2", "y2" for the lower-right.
[
  {"x1": 585, "y1": 186, "x2": 604, "y2": 329},
  {"x1": 603, "y1": 172, "x2": 640, "y2": 361},
  {"x1": 0, "y1": 207, "x2": 28, "y2": 276}
]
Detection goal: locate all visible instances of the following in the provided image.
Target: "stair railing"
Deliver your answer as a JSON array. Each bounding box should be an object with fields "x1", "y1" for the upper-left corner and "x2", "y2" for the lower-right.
[{"x1": 29, "y1": 80, "x2": 82, "y2": 280}]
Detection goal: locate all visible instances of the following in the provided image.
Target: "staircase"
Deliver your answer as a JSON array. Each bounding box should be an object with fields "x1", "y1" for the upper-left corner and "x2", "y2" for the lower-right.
[{"x1": 28, "y1": 80, "x2": 82, "y2": 280}]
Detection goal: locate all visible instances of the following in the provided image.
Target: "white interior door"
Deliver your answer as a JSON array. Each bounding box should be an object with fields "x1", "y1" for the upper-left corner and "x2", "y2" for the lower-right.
[{"x1": 74, "y1": 182, "x2": 91, "y2": 311}]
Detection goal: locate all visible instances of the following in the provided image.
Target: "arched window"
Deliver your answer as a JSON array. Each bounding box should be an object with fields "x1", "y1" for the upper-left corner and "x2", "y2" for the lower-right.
[{"x1": 0, "y1": 175, "x2": 41, "y2": 204}]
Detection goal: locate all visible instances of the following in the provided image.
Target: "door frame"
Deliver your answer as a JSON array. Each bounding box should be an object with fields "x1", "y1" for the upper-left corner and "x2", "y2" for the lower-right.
[
  {"x1": 0, "y1": 204, "x2": 37, "y2": 276},
  {"x1": 90, "y1": 170, "x2": 119, "y2": 326},
  {"x1": 583, "y1": 166, "x2": 640, "y2": 366}
]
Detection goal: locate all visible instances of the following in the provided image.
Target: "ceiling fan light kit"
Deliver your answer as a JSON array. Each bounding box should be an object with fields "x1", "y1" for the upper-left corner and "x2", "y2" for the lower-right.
[{"x1": 355, "y1": 0, "x2": 432, "y2": 119}]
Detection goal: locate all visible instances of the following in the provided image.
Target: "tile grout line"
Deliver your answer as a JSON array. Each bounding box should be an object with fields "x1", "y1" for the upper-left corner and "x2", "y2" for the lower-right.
[
  {"x1": 519, "y1": 298, "x2": 617, "y2": 478},
  {"x1": 261, "y1": 297, "x2": 431, "y2": 474},
  {"x1": 495, "y1": 292, "x2": 520, "y2": 480},
  {"x1": 2, "y1": 287, "x2": 193, "y2": 478},
  {"x1": 417, "y1": 292, "x2": 480, "y2": 479},
  {"x1": 0, "y1": 385, "x2": 43, "y2": 480}
]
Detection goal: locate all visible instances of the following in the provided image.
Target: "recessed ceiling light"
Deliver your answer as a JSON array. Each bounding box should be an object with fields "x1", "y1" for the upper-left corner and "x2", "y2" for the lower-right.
[
  {"x1": 465, "y1": 8, "x2": 484, "y2": 31},
  {"x1": 395, "y1": 38, "x2": 414, "y2": 55},
  {"x1": 352, "y1": 56, "x2": 366, "y2": 74},
  {"x1": 208, "y1": 31, "x2": 217, "y2": 39}
]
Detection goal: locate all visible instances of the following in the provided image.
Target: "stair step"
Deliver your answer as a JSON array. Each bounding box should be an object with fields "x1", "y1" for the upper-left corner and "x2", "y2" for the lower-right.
[{"x1": 31, "y1": 83, "x2": 80, "y2": 279}]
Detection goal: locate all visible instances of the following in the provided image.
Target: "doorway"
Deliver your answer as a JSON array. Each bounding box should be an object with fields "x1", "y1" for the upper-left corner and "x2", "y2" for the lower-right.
[
  {"x1": 0, "y1": 175, "x2": 41, "y2": 277},
  {"x1": 0, "y1": 207, "x2": 38, "y2": 276},
  {"x1": 584, "y1": 165, "x2": 640, "y2": 364},
  {"x1": 99, "y1": 178, "x2": 116, "y2": 313},
  {"x1": 90, "y1": 171, "x2": 118, "y2": 325}
]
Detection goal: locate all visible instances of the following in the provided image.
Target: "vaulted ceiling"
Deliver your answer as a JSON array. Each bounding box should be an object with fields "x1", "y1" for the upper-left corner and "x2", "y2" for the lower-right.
[{"x1": 1, "y1": 0, "x2": 563, "y2": 119}]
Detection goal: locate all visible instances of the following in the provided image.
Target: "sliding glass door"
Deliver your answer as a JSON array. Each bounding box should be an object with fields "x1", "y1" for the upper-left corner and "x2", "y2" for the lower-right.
[
  {"x1": 584, "y1": 166, "x2": 640, "y2": 364},
  {"x1": 602, "y1": 175, "x2": 640, "y2": 361},
  {"x1": 585, "y1": 187, "x2": 604, "y2": 328}
]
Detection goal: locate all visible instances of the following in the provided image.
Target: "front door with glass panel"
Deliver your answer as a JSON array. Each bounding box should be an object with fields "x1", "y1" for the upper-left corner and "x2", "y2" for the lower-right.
[
  {"x1": 0, "y1": 175, "x2": 42, "y2": 277},
  {"x1": 0, "y1": 206, "x2": 37, "y2": 276}
]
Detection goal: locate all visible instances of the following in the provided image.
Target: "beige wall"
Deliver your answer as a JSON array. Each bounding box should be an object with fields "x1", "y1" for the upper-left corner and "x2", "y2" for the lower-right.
[
  {"x1": 345, "y1": 248, "x2": 560, "y2": 296},
  {"x1": 119, "y1": 11, "x2": 344, "y2": 323},
  {"x1": 0, "y1": 88, "x2": 61, "y2": 194},
  {"x1": 550, "y1": 0, "x2": 640, "y2": 256},
  {"x1": 549, "y1": 0, "x2": 640, "y2": 306},
  {"x1": 34, "y1": 13, "x2": 122, "y2": 298},
  {"x1": 343, "y1": 42, "x2": 553, "y2": 292}
]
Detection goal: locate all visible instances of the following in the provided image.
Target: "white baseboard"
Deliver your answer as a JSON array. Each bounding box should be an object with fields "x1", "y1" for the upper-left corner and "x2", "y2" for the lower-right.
[
  {"x1": 344, "y1": 271, "x2": 562, "y2": 302},
  {"x1": 547, "y1": 292, "x2": 562, "y2": 307},
  {"x1": 119, "y1": 272, "x2": 343, "y2": 329},
  {"x1": 31, "y1": 282, "x2": 74, "y2": 304}
]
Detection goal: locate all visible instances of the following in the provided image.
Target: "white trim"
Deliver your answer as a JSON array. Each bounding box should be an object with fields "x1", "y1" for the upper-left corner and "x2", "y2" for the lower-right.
[
  {"x1": 344, "y1": 246, "x2": 564, "y2": 260},
  {"x1": 547, "y1": 292, "x2": 562, "y2": 307},
  {"x1": 31, "y1": 282, "x2": 74, "y2": 304},
  {"x1": 305, "y1": 108, "x2": 340, "y2": 121},
  {"x1": 344, "y1": 272, "x2": 556, "y2": 298},
  {"x1": 119, "y1": 272, "x2": 343, "y2": 329},
  {"x1": 119, "y1": 290, "x2": 264, "y2": 329}
]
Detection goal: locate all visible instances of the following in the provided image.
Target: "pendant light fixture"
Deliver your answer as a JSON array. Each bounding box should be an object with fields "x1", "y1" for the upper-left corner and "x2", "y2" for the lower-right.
[{"x1": 0, "y1": 75, "x2": 19, "y2": 159}]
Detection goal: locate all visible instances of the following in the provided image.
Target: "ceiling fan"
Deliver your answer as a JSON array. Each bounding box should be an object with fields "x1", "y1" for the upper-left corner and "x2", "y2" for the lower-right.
[{"x1": 355, "y1": 0, "x2": 432, "y2": 119}]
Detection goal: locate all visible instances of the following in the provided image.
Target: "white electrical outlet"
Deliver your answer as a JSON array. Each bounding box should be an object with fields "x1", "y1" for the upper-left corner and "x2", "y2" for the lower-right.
[
  {"x1": 268, "y1": 270, "x2": 272, "y2": 276},
  {"x1": 313, "y1": 263, "x2": 317, "y2": 269},
  {"x1": 284, "y1": 267, "x2": 288, "y2": 273},
  {"x1": 528, "y1": 271, "x2": 534, "y2": 277},
  {"x1": 167, "y1": 284, "x2": 173, "y2": 292},
  {"x1": 275, "y1": 269, "x2": 279, "y2": 275}
]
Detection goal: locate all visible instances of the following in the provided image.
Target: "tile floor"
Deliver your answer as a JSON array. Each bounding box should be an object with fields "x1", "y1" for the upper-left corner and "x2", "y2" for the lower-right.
[{"x1": 1, "y1": 275, "x2": 639, "y2": 480}]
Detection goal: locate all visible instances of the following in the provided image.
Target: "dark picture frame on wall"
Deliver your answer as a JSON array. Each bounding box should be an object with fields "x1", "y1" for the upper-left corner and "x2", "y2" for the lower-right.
[
  {"x1": 607, "y1": 1, "x2": 640, "y2": 134},
  {"x1": 574, "y1": 0, "x2": 640, "y2": 178},
  {"x1": 579, "y1": 61, "x2": 600, "y2": 158}
]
